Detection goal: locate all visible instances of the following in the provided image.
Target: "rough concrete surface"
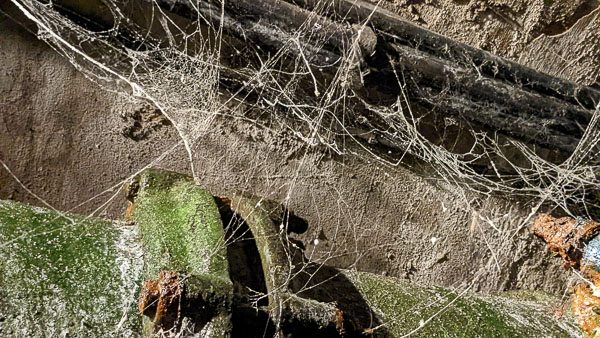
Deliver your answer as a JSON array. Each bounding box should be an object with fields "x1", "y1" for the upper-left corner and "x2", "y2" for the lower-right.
[
  {"x1": 0, "y1": 2, "x2": 592, "y2": 296},
  {"x1": 380, "y1": 0, "x2": 600, "y2": 86}
]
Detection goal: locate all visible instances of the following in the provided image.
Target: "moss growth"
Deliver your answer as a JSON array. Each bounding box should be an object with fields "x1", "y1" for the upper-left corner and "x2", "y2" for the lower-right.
[
  {"x1": 130, "y1": 169, "x2": 232, "y2": 336},
  {"x1": 224, "y1": 195, "x2": 293, "y2": 314},
  {"x1": 345, "y1": 270, "x2": 582, "y2": 337},
  {"x1": 204, "y1": 312, "x2": 233, "y2": 336},
  {"x1": 0, "y1": 199, "x2": 142, "y2": 336},
  {"x1": 500, "y1": 288, "x2": 562, "y2": 304},
  {"x1": 130, "y1": 169, "x2": 229, "y2": 280},
  {"x1": 185, "y1": 273, "x2": 233, "y2": 312}
]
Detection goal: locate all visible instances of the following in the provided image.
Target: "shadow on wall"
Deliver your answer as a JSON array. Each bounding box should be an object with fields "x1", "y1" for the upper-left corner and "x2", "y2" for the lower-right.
[{"x1": 214, "y1": 196, "x2": 390, "y2": 337}]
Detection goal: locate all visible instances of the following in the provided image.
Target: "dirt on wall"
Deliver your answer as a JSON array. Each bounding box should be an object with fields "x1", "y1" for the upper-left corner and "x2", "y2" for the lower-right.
[{"x1": 0, "y1": 1, "x2": 595, "y2": 296}]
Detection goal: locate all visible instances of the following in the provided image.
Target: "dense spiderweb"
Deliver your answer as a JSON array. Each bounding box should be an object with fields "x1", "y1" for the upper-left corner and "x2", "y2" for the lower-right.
[{"x1": 4, "y1": 0, "x2": 600, "y2": 336}]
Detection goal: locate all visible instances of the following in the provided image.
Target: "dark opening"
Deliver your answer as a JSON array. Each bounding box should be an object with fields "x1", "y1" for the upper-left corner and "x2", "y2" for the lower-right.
[{"x1": 214, "y1": 196, "x2": 275, "y2": 337}]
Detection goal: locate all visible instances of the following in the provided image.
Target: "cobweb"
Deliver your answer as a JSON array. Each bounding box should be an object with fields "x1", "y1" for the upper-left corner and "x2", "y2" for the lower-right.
[{"x1": 3, "y1": 0, "x2": 600, "y2": 336}]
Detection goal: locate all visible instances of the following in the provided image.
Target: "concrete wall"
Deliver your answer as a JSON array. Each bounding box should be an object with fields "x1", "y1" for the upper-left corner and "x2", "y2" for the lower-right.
[{"x1": 0, "y1": 3, "x2": 579, "y2": 295}]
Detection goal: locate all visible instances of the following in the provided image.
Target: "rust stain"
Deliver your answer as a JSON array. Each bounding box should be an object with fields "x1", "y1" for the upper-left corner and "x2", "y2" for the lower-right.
[
  {"x1": 138, "y1": 279, "x2": 159, "y2": 316},
  {"x1": 215, "y1": 196, "x2": 233, "y2": 211},
  {"x1": 573, "y1": 267, "x2": 600, "y2": 336},
  {"x1": 532, "y1": 214, "x2": 600, "y2": 336},
  {"x1": 531, "y1": 214, "x2": 600, "y2": 269},
  {"x1": 138, "y1": 270, "x2": 183, "y2": 332},
  {"x1": 335, "y1": 306, "x2": 345, "y2": 336},
  {"x1": 125, "y1": 201, "x2": 135, "y2": 221}
]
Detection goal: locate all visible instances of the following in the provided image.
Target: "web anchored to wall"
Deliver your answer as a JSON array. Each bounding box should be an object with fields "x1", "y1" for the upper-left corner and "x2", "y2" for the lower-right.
[{"x1": 2, "y1": 0, "x2": 600, "y2": 336}]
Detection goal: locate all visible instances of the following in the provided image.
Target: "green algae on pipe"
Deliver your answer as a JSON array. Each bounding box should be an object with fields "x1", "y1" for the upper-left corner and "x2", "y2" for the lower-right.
[
  {"x1": 223, "y1": 195, "x2": 291, "y2": 303},
  {"x1": 128, "y1": 168, "x2": 232, "y2": 335},
  {"x1": 125, "y1": 169, "x2": 582, "y2": 336},
  {"x1": 344, "y1": 270, "x2": 582, "y2": 337},
  {"x1": 221, "y1": 194, "x2": 583, "y2": 336},
  {"x1": 128, "y1": 168, "x2": 229, "y2": 280},
  {"x1": 221, "y1": 194, "x2": 344, "y2": 334},
  {"x1": 0, "y1": 199, "x2": 143, "y2": 336}
]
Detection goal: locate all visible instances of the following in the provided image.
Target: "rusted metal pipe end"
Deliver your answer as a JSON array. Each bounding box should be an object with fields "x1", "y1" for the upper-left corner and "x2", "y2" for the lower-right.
[
  {"x1": 138, "y1": 271, "x2": 183, "y2": 332},
  {"x1": 138, "y1": 279, "x2": 160, "y2": 316}
]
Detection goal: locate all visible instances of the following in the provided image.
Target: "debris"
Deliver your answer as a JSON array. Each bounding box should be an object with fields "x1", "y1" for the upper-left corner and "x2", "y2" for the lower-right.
[{"x1": 0, "y1": 190, "x2": 582, "y2": 336}]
